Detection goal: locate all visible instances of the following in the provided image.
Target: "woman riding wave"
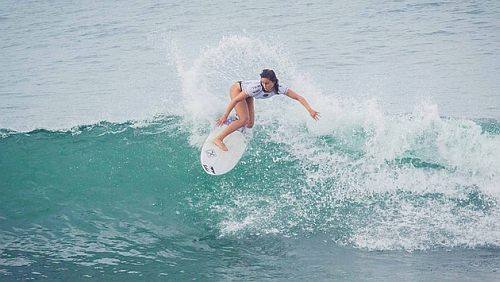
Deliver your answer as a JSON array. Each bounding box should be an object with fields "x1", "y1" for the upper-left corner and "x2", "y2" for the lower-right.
[{"x1": 213, "y1": 69, "x2": 320, "y2": 151}]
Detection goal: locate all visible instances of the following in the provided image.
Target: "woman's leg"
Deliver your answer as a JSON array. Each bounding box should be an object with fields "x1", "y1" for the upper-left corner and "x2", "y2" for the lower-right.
[
  {"x1": 246, "y1": 96, "x2": 254, "y2": 128},
  {"x1": 213, "y1": 83, "x2": 248, "y2": 151}
]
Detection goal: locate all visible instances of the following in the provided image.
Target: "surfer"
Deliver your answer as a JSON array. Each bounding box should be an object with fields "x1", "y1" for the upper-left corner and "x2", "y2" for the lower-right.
[{"x1": 213, "y1": 69, "x2": 320, "y2": 151}]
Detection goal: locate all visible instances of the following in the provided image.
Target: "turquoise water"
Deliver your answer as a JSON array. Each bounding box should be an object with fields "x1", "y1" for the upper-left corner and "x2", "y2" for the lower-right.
[
  {"x1": 1, "y1": 116, "x2": 499, "y2": 280},
  {"x1": 1, "y1": 0, "x2": 500, "y2": 281}
]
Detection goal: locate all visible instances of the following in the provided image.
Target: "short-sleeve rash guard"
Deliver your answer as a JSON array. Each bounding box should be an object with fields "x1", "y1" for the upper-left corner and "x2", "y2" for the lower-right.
[{"x1": 240, "y1": 80, "x2": 289, "y2": 99}]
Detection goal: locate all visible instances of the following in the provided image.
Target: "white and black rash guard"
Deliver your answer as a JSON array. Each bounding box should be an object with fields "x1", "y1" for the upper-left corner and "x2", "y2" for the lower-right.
[{"x1": 239, "y1": 80, "x2": 289, "y2": 99}]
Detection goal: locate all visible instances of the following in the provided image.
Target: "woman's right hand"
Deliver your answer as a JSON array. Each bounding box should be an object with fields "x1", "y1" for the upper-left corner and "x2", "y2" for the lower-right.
[
  {"x1": 309, "y1": 109, "x2": 320, "y2": 121},
  {"x1": 216, "y1": 115, "x2": 228, "y2": 126}
]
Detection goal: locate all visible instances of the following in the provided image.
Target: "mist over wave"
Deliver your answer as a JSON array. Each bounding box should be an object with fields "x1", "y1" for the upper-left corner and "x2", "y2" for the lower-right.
[{"x1": 166, "y1": 36, "x2": 500, "y2": 251}]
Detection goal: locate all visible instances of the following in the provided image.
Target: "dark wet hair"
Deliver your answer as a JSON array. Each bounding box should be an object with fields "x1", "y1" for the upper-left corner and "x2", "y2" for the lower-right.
[{"x1": 260, "y1": 69, "x2": 279, "y2": 94}]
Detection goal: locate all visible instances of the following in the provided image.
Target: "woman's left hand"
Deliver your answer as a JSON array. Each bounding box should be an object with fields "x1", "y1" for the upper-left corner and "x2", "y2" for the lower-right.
[
  {"x1": 309, "y1": 109, "x2": 320, "y2": 120},
  {"x1": 216, "y1": 115, "x2": 228, "y2": 126}
]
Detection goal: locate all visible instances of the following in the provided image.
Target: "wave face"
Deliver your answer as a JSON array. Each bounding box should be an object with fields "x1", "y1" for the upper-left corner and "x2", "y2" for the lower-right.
[{"x1": 1, "y1": 113, "x2": 499, "y2": 259}]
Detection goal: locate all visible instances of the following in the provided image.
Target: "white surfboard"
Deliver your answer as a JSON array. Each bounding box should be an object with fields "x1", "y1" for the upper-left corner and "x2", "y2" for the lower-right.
[{"x1": 200, "y1": 116, "x2": 248, "y2": 175}]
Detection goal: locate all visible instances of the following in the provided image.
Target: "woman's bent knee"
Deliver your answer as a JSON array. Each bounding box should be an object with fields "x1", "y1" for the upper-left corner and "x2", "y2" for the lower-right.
[{"x1": 236, "y1": 116, "x2": 248, "y2": 126}]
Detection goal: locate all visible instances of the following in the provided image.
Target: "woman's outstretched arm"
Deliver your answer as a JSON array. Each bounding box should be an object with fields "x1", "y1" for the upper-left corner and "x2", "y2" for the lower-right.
[{"x1": 286, "y1": 89, "x2": 320, "y2": 120}]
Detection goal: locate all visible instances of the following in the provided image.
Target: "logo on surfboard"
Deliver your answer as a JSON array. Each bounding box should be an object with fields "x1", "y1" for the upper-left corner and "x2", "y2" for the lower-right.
[
  {"x1": 202, "y1": 164, "x2": 216, "y2": 174},
  {"x1": 205, "y1": 149, "x2": 216, "y2": 158}
]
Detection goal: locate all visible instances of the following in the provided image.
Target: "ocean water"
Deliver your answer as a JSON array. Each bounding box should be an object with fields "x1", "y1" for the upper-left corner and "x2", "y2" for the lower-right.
[{"x1": 1, "y1": 0, "x2": 499, "y2": 281}]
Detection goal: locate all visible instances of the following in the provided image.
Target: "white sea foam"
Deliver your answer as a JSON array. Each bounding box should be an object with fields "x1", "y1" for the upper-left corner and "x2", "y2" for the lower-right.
[
  {"x1": 172, "y1": 35, "x2": 297, "y2": 146},
  {"x1": 184, "y1": 36, "x2": 500, "y2": 251}
]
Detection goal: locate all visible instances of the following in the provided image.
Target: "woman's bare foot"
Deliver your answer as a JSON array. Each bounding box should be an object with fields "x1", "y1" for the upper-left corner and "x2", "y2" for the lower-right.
[{"x1": 213, "y1": 138, "x2": 228, "y2": 151}]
